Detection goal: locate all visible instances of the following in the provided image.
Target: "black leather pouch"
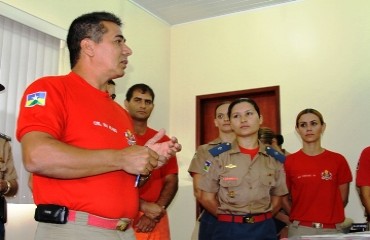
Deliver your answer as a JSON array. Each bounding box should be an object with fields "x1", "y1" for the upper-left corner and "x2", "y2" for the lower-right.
[
  {"x1": 34, "y1": 204, "x2": 69, "y2": 224},
  {"x1": 0, "y1": 196, "x2": 7, "y2": 223}
]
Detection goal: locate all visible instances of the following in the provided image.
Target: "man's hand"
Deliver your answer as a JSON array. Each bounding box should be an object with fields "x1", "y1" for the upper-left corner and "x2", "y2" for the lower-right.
[
  {"x1": 119, "y1": 145, "x2": 159, "y2": 175},
  {"x1": 145, "y1": 129, "x2": 182, "y2": 168},
  {"x1": 135, "y1": 214, "x2": 157, "y2": 233},
  {"x1": 140, "y1": 201, "x2": 166, "y2": 220}
]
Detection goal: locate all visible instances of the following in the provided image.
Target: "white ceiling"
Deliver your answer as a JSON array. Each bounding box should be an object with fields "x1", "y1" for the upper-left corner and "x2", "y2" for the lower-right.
[{"x1": 128, "y1": 0, "x2": 297, "y2": 25}]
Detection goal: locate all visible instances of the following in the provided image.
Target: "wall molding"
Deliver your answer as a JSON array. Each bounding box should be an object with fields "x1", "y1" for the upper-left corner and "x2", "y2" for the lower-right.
[{"x1": 0, "y1": 1, "x2": 67, "y2": 40}]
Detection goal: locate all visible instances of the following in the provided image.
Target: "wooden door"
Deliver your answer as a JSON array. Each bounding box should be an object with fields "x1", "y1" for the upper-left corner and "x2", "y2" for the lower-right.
[{"x1": 196, "y1": 86, "x2": 281, "y2": 146}]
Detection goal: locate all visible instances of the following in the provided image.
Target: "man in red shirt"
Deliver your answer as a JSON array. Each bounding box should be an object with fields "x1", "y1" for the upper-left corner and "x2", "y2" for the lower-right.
[
  {"x1": 16, "y1": 12, "x2": 181, "y2": 240},
  {"x1": 356, "y1": 146, "x2": 370, "y2": 229},
  {"x1": 125, "y1": 84, "x2": 179, "y2": 240}
]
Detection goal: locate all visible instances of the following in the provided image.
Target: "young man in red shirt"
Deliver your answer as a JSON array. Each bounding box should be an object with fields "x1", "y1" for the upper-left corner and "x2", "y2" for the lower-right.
[{"x1": 125, "y1": 83, "x2": 179, "y2": 240}]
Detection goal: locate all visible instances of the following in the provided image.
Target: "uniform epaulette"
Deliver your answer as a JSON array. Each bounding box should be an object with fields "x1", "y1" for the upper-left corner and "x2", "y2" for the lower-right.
[
  {"x1": 265, "y1": 146, "x2": 285, "y2": 163},
  {"x1": 208, "y1": 142, "x2": 231, "y2": 157},
  {"x1": 0, "y1": 133, "x2": 11, "y2": 141}
]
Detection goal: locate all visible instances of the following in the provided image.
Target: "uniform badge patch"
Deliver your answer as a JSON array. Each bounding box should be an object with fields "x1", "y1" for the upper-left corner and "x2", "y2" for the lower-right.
[
  {"x1": 124, "y1": 130, "x2": 136, "y2": 146},
  {"x1": 225, "y1": 163, "x2": 237, "y2": 169},
  {"x1": 25, "y1": 91, "x2": 47, "y2": 107},
  {"x1": 321, "y1": 170, "x2": 332, "y2": 180},
  {"x1": 203, "y1": 160, "x2": 211, "y2": 172}
]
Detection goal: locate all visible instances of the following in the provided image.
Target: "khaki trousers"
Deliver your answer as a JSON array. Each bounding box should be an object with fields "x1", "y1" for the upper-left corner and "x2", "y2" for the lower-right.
[
  {"x1": 288, "y1": 220, "x2": 342, "y2": 238},
  {"x1": 34, "y1": 212, "x2": 136, "y2": 240}
]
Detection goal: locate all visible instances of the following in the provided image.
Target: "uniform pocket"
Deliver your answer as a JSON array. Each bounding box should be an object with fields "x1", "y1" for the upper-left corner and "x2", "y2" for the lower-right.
[{"x1": 260, "y1": 170, "x2": 276, "y2": 187}]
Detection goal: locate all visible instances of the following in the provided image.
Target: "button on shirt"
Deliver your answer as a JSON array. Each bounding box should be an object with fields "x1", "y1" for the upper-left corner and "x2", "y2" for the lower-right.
[{"x1": 199, "y1": 141, "x2": 288, "y2": 215}]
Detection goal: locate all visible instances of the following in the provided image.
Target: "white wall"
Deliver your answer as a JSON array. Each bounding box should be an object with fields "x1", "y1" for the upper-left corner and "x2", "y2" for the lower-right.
[
  {"x1": 170, "y1": 1, "x2": 370, "y2": 239},
  {"x1": 5, "y1": 204, "x2": 36, "y2": 240}
]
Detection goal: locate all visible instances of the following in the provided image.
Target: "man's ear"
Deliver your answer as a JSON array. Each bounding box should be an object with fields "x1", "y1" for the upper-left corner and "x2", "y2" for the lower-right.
[
  {"x1": 124, "y1": 99, "x2": 128, "y2": 108},
  {"x1": 80, "y1": 38, "x2": 94, "y2": 57}
]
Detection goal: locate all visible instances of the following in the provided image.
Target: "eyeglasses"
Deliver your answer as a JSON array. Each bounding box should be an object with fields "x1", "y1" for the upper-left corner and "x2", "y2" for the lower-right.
[{"x1": 111, "y1": 94, "x2": 116, "y2": 100}]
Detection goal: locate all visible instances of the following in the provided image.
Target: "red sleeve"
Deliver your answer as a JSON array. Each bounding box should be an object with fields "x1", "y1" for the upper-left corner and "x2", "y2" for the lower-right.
[
  {"x1": 356, "y1": 147, "x2": 370, "y2": 186},
  {"x1": 17, "y1": 76, "x2": 67, "y2": 141}
]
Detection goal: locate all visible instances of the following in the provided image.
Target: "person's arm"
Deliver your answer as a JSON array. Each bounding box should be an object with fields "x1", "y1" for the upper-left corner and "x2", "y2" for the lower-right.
[
  {"x1": 281, "y1": 194, "x2": 291, "y2": 215},
  {"x1": 1, "y1": 140, "x2": 18, "y2": 196},
  {"x1": 192, "y1": 173, "x2": 202, "y2": 201},
  {"x1": 359, "y1": 186, "x2": 370, "y2": 216},
  {"x1": 155, "y1": 173, "x2": 179, "y2": 209},
  {"x1": 199, "y1": 191, "x2": 219, "y2": 217},
  {"x1": 339, "y1": 182, "x2": 350, "y2": 207},
  {"x1": 0, "y1": 179, "x2": 17, "y2": 197},
  {"x1": 139, "y1": 174, "x2": 179, "y2": 220},
  {"x1": 271, "y1": 195, "x2": 282, "y2": 216},
  {"x1": 137, "y1": 173, "x2": 178, "y2": 232},
  {"x1": 21, "y1": 131, "x2": 159, "y2": 179},
  {"x1": 274, "y1": 194, "x2": 291, "y2": 225}
]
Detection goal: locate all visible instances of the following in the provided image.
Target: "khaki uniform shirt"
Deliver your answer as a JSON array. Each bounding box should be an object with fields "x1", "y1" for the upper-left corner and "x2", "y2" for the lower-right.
[
  {"x1": 188, "y1": 137, "x2": 223, "y2": 175},
  {"x1": 0, "y1": 137, "x2": 18, "y2": 182},
  {"x1": 199, "y1": 141, "x2": 288, "y2": 215}
]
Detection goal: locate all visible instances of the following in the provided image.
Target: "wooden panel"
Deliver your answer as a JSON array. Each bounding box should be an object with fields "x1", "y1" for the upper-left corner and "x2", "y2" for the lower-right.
[{"x1": 196, "y1": 86, "x2": 281, "y2": 146}]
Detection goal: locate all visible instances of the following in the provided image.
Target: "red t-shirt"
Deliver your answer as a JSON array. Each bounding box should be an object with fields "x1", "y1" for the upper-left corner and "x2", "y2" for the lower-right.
[
  {"x1": 17, "y1": 72, "x2": 139, "y2": 219},
  {"x1": 285, "y1": 149, "x2": 352, "y2": 224},
  {"x1": 356, "y1": 146, "x2": 370, "y2": 186},
  {"x1": 135, "y1": 127, "x2": 178, "y2": 202}
]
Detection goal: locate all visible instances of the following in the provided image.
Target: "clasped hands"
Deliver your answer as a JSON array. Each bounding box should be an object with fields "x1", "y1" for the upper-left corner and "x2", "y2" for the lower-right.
[
  {"x1": 124, "y1": 129, "x2": 181, "y2": 176},
  {"x1": 135, "y1": 201, "x2": 166, "y2": 233}
]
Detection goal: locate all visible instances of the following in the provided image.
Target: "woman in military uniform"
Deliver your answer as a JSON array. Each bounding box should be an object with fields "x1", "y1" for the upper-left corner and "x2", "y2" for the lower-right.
[
  {"x1": 0, "y1": 83, "x2": 19, "y2": 240},
  {"x1": 198, "y1": 98, "x2": 288, "y2": 240}
]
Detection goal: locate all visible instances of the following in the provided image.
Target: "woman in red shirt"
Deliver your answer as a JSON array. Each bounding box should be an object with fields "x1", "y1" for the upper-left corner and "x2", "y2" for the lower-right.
[{"x1": 285, "y1": 108, "x2": 352, "y2": 237}]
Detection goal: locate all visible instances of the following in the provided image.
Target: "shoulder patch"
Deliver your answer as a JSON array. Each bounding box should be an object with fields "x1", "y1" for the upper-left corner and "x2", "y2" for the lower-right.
[
  {"x1": 25, "y1": 91, "x2": 47, "y2": 107},
  {"x1": 265, "y1": 146, "x2": 285, "y2": 163},
  {"x1": 0, "y1": 133, "x2": 11, "y2": 141},
  {"x1": 208, "y1": 142, "x2": 231, "y2": 157},
  {"x1": 203, "y1": 160, "x2": 212, "y2": 172}
]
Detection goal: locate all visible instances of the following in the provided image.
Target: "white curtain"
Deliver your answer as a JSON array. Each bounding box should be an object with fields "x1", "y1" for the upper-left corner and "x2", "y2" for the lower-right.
[{"x1": 0, "y1": 14, "x2": 62, "y2": 203}]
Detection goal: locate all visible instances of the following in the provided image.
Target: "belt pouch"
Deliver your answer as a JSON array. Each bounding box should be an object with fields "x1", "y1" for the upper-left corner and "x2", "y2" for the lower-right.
[{"x1": 35, "y1": 204, "x2": 69, "y2": 224}]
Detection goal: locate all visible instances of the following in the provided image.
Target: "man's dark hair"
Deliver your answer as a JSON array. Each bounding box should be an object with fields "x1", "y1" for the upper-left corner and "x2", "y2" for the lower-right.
[
  {"x1": 125, "y1": 84, "x2": 155, "y2": 102},
  {"x1": 275, "y1": 134, "x2": 284, "y2": 146},
  {"x1": 258, "y1": 127, "x2": 275, "y2": 145},
  {"x1": 67, "y1": 12, "x2": 122, "y2": 68}
]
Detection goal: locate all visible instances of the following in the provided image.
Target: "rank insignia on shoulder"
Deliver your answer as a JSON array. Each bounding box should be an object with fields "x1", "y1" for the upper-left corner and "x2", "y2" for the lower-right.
[
  {"x1": 265, "y1": 146, "x2": 285, "y2": 163},
  {"x1": 208, "y1": 142, "x2": 231, "y2": 157},
  {"x1": 0, "y1": 133, "x2": 11, "y2": 141}
]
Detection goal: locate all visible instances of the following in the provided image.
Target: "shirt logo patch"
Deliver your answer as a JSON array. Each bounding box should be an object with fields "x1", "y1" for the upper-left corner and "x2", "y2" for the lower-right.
[
  {"x1": 321, "y1": 170, "x2": 332, "y2": 181},
  {"x1": 25, "y1": 91, "x2": 47, "y2": 107},
  {"x1": 203, "y1": 160, "x2": 211, "y2": 172},
  {"x1": 124, "y1": 130, "x2": 136, "y2": 146}
]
